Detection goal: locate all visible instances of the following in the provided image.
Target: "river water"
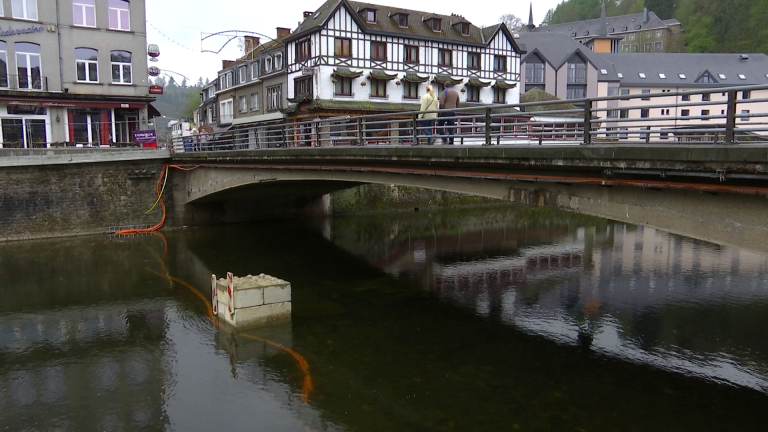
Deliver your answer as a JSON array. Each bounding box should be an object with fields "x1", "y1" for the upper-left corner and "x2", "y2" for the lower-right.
[{"x1": 1, "y1": 206, "x2": 768, "y2": 431}]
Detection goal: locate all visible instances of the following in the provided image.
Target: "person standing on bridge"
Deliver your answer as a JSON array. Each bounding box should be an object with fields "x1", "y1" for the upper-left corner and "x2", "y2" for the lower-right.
[
  {"x1": 417, "y1": 85, "x2": 439, "y2": 145},
  {"x1": 437, "y1": 82, "x2": 460, "y2": 145}
]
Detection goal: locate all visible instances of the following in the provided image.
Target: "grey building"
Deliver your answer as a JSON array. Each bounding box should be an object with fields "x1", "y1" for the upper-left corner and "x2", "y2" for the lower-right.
[{"x1": 0, "y1": 0, "x2": 154, "y2": 148}]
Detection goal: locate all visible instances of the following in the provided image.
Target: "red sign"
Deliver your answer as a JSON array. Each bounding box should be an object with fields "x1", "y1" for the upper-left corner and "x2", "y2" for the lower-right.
[{"x1": 149, "y1": 85, "x2": 164, "y2": 95}]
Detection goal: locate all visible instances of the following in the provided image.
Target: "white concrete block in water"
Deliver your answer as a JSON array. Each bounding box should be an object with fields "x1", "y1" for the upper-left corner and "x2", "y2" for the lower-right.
[{"x1": 212, "y1": 273, "x2": 292, "y2": 328}]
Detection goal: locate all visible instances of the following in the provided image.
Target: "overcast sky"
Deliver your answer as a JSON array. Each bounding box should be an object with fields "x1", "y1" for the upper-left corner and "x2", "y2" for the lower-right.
[{"x1": 145, "y1": 0, "x2": 564, "y2": 84}]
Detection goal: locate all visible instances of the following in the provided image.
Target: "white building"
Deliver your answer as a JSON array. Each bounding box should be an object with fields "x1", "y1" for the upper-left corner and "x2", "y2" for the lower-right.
[{"x1": 283, "y1": 0, "x2": 525, "y2": 124}]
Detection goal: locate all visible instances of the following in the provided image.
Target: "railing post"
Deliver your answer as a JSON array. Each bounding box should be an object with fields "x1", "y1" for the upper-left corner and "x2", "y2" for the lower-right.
[
  {"x1": 583, "y1": 99, "x2": 592, "y2": 145},
  {"x1": 315, "y1": 119, "x2": 321, "y2": 147},
  {"x1": 725, "y1": 90, "x2": 737, "y2": 144},
  {"x1": 412, "y1": 113, "x2": 419, "y2": 145},
  {"x1": 485, "y1": 108, "x2": 491, "y2": 146},
  {"x1": 357, "y1": 117, "x2": 364, "y2": 146}
]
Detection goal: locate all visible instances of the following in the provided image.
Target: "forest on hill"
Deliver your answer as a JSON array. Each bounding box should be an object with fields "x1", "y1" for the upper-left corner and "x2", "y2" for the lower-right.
[
  {"x1": 540, "y1": 0, "x2": 768, "y2": 55},
  {"x1": 149, "y1": 76, "x2": 205, "y2": 121}
]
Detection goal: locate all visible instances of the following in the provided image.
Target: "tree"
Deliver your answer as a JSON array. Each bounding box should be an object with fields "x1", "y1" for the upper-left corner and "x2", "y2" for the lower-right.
[
  {"x1": 197, "y1": 77, "x2": 204, "y2": 87},
  {"x1": 181, "y1": 78, "x2": 188, "y2": 88},
  {"x1": 541, "y1": 9, "x2": 554, "y2": 26},
  {"x1": 499, "y1": 13, "x2": 523, "y2": 31}
]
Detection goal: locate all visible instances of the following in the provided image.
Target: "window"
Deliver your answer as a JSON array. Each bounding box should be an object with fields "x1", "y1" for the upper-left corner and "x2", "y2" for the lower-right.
[
  {"x1": 252, "y1": 61, "x2": 260, "y2": 79},
  {"x1": 620, "y1": 109, "x2": 629, "y2": 118},
  {"x1": 660, "y1": 132, "x2": 669, "y2": 140},
  {"x1": 566, "y1": 86, "x2": 585, "y2": 99},
  {"x1": 73, "y1": 0, "x2": 95, "y2": 27},
  {"x1": 438, "y1": 49, "x2": 452, "y2": 67},
  {"x1": 645, "y1": 42, "x2": 652, "y2": 51},
  {"x1": 525, "y1": 56, "x2": 544, "y2": 84},
  {"x1": 239, "y1": 95, "x2": 247, "y2": 113},
  {"x1": 250, "y1": 92, "x2": 259, "y2": 110},
  {"x1": 219, "y1": 75, "x2": 226, "y2": 90},
  {"x1": 239, "y1": 67, "x2": 247, "y2": 83},
  {"x1": 296, "y1": 38, "x2": 311, "y2": 62},
  {"x1": 108, "y1": 0, "x2": 130, "y2": 31},
  {"x1": 110, "y1": 51, "x2": 133, "y2": 84},
  {"x1": 467, "y1": 52, "x2": 480, "y2": 70},
  {"x1": 334, "y1": 77, "x2": 352, "y2": 96},
  {"x1": 493, "y1": 88, "x2": 506, "y2": 104},
  {"x1": 264, "y1": 57, "x2": 272, "y2": 73},
  {"x1": 656, "y1": 30, "x2": 663, "y2": 37},
  {"x1": 701, "y1": 109, "x2": 710, "y2": 120},
  {"x1": 695, "y1": 72, "x2": 717, "y2": 84},
  {"x1": 741, "y1": 110, "x2": 750, "y2": 121},
  {"x1": 404, "y1": 81, "x2": 419, "y2": 99},
  {"x1": 738, "y1": 74, "x2": 746, "y2": 80},
  {"x1": 334, "y1": 38, "x2": 351, "y2": 57},
  {"x1": 430, "y1": 19, "x2": 442, "y2": 32},
  {"x1": 646, "y1": 32, "x2": 651, "y2": 38},
  {"x1": 0, "y1": 42, "x2": 7, "y2": 88},
  {"x1": 396, "y1": 14, "x2": 408, "y2": 28},
  {"x1": 366, "y1": 9, "x2": 376, "y2": 23},
  {"x1": 493, "y1": 55, "x2": 507, "y2": 72},
  {"x1": 75, "y1": 48, "x2": 98, "y2": 82},
  {"x1": 12, "y1": 0, "x2": 37, "y2": 20},
  {"x1": 654, "y1": 41, "x2": 663, "y2": 51},
  {"x1": 219, "y1": 99, "x2": 233, "y2": 124},
  {"x1": 267, "y1": 85, "x2": 281, "y2": 110},
  {"x1": 678, "y1": 73, "x2": 686, "y2": 79},
  {"x1": 702, "y1": 93, "x2": 710, "y2": 101},
  {"x1": 659, "y1": 73, "x2": 666, "y2": 79},
  {"x1": 742, "y1": 90, "x2": 751, "y2": 100},
  {"x1": 620, "y1": 89, "x2": 630, "y2": 96},
  {"x1": 566, "y1": 54, "x2": 586, "y2": 84},
  {"x1": 682, "y1": 94, "x2": 690, "y2": 101},
  {"x1": 681, "y1": 109, "x2": 690, "y2": 117},
  {"x1": 457, "y1": 22, "x2": 470, "y2": 36},
  {"x1": 629, "y1": 34, "x2": 635, "y2": 40},
  {"x1": 15, "y1": 42, "x2": 41, "y2": 90},
  {"x1": 639, "y1": 73, "x2": 646, "y2": 79},
  {"x1": 370, "y1": 79, "x2": 386, "y2": 97},
  {"x1": 404, "y1": 45, "x2": 418, "y2": 64},
  {"x1": 371, "y1": 42, "x2": 387, "y2": 61},
  {"x1": 608, "y1": 110, "x2": 618, "y2": 118},
  {"x1": 295, "y1": 76, "x2": 312, "y2": 97},
  {"x1": 274, "y1": 53, "x2": 283, "y2": 70},
  {"x1": 467, "y1": 86, "x2": 479, "y2": 102},
  {"x1": 641, "y1": 89, "x2": 650, "y2": 100},
  {"x1": 640, "y1": 109, "x2": 649, "y2": 118}
]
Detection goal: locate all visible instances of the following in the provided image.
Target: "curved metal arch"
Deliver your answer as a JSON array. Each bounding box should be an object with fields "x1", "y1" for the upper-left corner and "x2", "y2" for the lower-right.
[{"x1": 200, "y1": 30, "x2": 275, "y2": 55}]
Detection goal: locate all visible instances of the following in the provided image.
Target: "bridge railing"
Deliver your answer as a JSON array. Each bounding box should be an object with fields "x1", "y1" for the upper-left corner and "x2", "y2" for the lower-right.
[{"x1": 173, "y1": 84, "x2": 768, "y2": 152}]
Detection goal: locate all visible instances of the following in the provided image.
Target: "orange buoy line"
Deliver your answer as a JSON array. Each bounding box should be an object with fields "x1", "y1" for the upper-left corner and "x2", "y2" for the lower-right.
[{"x1": 116, "y1": 165, "x2": 169, "y2": 236}]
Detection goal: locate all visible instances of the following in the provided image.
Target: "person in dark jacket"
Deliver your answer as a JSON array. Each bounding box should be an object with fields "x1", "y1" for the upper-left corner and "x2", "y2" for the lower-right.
[{"x1": 437, "y1": 82, "x2": 460, "y2": 144}]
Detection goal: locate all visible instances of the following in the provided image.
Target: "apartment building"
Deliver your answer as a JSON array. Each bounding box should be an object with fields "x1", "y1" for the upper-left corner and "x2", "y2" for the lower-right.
[{"x1": 0, "y1": 0, "x2": 153, "y2": 147}]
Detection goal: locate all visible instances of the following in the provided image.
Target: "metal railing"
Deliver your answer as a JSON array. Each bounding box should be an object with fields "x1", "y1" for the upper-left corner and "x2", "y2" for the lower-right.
[
  {"x1": 0, "y1": 74, "x2": 48, "y2": 91},
  {"x1": 151, "y1": 85, "x2": 768, "y2": 152}
]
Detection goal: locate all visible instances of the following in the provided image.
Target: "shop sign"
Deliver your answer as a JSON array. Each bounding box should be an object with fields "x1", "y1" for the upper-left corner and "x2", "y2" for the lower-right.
[
  {"x1": 149, "y1": 85, "x2": 164, "y2": 95},
  {"x1": 133, "y1": 130, "x2": 157, "y2": 148},
  {"x1": 0, "y1": 26, "x2": 44, "y2": 37},
  {"x1": 148, "y1": 66, "x2": 161, "y2": 77},
  {"x1": 147, "y1": 44, "x2": 160, "y2": 58}
]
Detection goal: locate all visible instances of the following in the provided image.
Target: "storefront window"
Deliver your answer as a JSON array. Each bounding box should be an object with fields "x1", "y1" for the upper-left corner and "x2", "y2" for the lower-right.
[{"x1": 1, "y1": 117, "x2": 47, "y2": 148}]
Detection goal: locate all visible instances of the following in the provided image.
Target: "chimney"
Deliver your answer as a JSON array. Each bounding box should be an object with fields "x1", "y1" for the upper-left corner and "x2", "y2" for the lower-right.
[
  {"x1": 276, "y1": 27, "x2": 292, "y2": 38},
  {"x1": 642, "y1": 7, "x2": 649, "y2": 24},
  {"x1": 303, "y1": 11, "x2": 313, "y2": 19},
  {"x1": 222, "y1": 60, "x2": 235, "y2": 69},
  {"x1": 243, "y1": 36, "x2": 260, "y2": 54}
]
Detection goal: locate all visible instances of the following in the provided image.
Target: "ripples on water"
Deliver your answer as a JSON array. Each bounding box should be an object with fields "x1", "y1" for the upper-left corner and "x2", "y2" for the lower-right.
[{"x1": 1, "y1": 206, "x2": 768, "y2": 431}]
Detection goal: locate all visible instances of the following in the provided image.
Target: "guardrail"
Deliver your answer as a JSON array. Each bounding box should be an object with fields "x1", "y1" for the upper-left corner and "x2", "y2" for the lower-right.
[{"x1": 0, "y1": 74, "x2": 48, "y2": 91}]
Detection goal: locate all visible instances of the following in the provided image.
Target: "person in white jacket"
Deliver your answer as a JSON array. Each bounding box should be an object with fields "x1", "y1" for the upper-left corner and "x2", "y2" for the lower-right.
[{"x1": 417, "y1": 85, "x2": 438, "y2": 145}]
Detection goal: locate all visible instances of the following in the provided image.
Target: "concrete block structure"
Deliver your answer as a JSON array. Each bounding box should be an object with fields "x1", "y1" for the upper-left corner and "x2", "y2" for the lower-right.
[{"x1": 214, "y1": 273, "x2": 292, "y2": 328}]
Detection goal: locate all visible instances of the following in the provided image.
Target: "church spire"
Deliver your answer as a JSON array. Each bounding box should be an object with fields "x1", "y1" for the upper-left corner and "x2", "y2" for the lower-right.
[
  {"x1": 526, "y1": 2, "x2": 536, "y2": 31},
  {"x1": 598, "y1": 0, "x2": 608, "y2": 37}
]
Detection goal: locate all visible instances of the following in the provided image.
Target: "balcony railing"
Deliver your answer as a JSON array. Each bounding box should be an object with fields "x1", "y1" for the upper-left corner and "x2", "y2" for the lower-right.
[{"x1": 0, "y1": 74, "x2": 48, "y2": 91}]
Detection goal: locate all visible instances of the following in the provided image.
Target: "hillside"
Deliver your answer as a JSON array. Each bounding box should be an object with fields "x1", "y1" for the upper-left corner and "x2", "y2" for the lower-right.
[
  {"x1": 541, "y1": 0, "x2": 768, "y2": 55},
  {"x1": 149, "y1": 77, "x2": 203, "y2": 121}
]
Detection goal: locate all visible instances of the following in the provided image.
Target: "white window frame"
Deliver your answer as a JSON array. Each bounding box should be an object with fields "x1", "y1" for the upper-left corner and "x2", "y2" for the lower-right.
[
  {"x1": 15, "y1": 43, "x2": 42, "y2": 90},
  {"x1": 219, "y1": 98, "x2": 233, "y2": 124},
  {"x1": 0, "y1": 43, "x2": 7, "y2": 89},
  {"x1": 12, "y1": 0, "x2": 38, "y2": 20},
  {"x1": 219, "y1": 75, "x2": 226, "y2": 90},
  {"x1": 75, "y1": 48, "x2": 98, "y2": 83},
  {"x1": 267, "y1": 85, "x2": 281, "y2": 110},
  {"x1": 227, "y1": 72, "x2": 232, "y2": 88},
  {"x1": 239, "y1": 66, "x2": 246, "y2": 83},
  {"x1": 264, "y1": 57, "x2": 273, "y2": 73},
  {"x1": 274, "y1": 53, "x2": 283, "y2": 70},
  {"x1": 252, "y1": 61, "x2": 260, "y2": 80},
  {"x1": 73, "y1": 0, "x2": 96, "y2": 27},
  {"x1": 108, "y1": 0, "x2": 130, "y2": 31},
  {"x1": 110, "y1": 51, "x2": 132, "y2": 84},
  {"x1": 250, "y1": 92, "x2": 259, "y2": 111},
  {"x1": 238, "y1": 95, "x2": 247, "y2": 113}
]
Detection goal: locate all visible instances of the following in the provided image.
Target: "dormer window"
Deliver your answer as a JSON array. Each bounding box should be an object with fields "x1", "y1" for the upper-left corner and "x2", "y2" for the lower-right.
[
  {"x1": 455, "y1": 22, "x2": 470, "y2": 36},
  {"x1": 428, "y1": 18, "x2": 442, "y2": 32},
  {"x1": 394, "y1": 13, "x2": 408, "y2": 28},
  {"x1": 364, "y1": 8, "x2": 376, "y2": 23}
]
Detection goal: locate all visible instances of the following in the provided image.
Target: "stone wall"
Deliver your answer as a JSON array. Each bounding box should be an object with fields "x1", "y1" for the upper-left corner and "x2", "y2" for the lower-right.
[
  {"x1": 0, "y1": 160, "x2": 171, "y2": 241},
  {"x1": 331, "y1": 184, "x2": 503, "y2": 215}
]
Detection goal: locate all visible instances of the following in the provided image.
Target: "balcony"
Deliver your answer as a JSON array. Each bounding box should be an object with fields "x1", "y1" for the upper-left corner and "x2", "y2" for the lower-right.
[{"x1": 0, "y1": 74, "x2": 49, "y2": 91}]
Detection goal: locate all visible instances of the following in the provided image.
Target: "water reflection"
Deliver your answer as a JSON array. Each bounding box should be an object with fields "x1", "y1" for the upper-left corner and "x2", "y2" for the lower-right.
[{"x1": 331, "y1": 210, "x2": 768, "y2": 392}]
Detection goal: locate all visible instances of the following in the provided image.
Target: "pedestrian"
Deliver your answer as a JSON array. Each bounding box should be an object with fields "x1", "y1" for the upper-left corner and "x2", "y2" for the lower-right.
[
  {"x1": 417, "y1": 85, "x2": 439, "y2": 145},
  {"x1": 437, "y1": 82, "x2": 460, "y2": 145}
]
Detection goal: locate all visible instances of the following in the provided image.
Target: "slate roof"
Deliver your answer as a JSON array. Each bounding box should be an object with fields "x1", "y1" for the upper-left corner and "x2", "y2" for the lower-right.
[
  {"x1": 238, "y1": 36, "x2": 287, "y2": 62},
  {"x1": 290, "y1": 0, "x2": 522, "y2": 51},
  {"x1": 514, "y1": 32, "x2": 620, "y2": 81},
  {"x1": 599, "y1": 53, "x2": 768, "y2": 87},
  {"x1": 535, "y1": 10, "x2": 680, "y2": 38}
]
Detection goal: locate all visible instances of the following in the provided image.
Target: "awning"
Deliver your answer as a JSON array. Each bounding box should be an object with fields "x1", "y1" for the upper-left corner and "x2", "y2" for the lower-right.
[
  {"x1": 466, "y1": 78, "x2": 492, "y2": 87},
  {"x1": 287, "y1": 93, "x2": 313, "y2": 104},
  {"x1": 332, "y1": 68, "x2": 364, "y2": 78},
  {"x1": 402, "y1": 73, "x2": 429, "y2": 83},
  {"x1": 432, "y1": 75, "x2": 463, "y2": 85},
  {"x1": 148, "y1": 103, "x2": 161, "y2": 118},
  {"x1": 493, "y1": 80, "x2": 518, "y2": 89},
  {"x1": 368, "y1": 70, "x2": 398, "y2": 80}
]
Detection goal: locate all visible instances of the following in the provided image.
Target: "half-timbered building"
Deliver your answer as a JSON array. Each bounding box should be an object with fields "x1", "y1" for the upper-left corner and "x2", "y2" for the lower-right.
[{"x1": 284, "y1": 0, "x2": 525, "y2": 128}]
